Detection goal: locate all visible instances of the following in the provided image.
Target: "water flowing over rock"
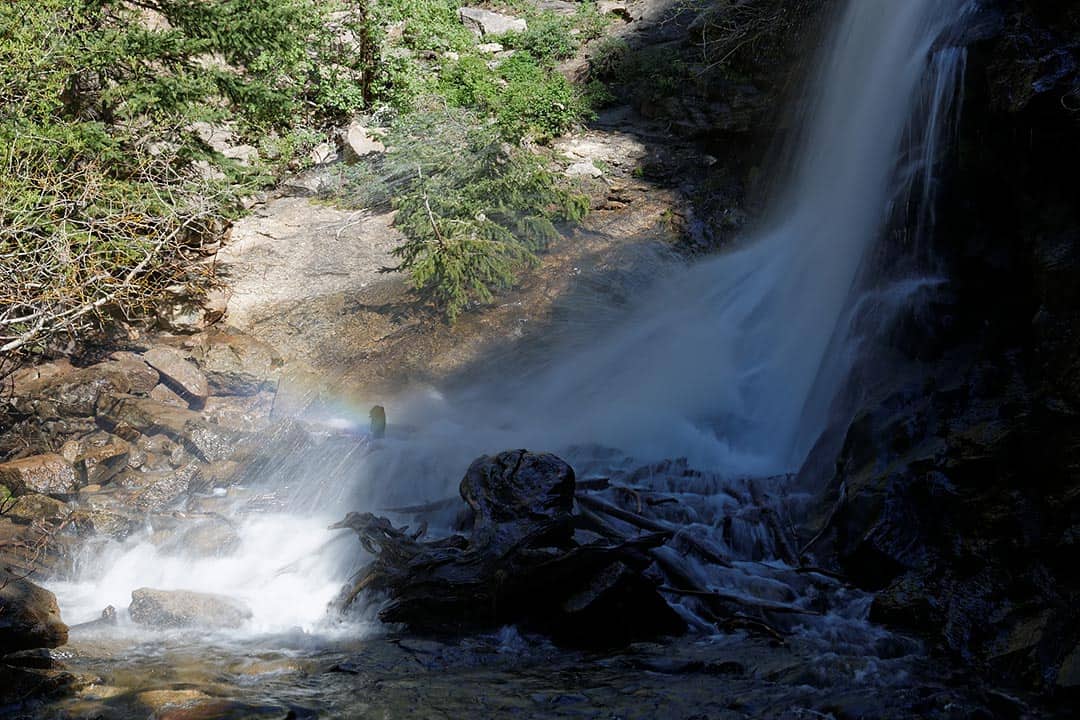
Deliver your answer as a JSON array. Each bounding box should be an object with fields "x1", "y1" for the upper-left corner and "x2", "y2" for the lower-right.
[{"x1": 128, "y1": 588, "x2": 252, "y2": 629}]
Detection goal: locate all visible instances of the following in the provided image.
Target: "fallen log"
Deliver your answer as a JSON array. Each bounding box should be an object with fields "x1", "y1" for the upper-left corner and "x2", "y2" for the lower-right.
[
  {"x1": 576, "y1": 492, "x2": 733, "y2": 568},
  {"x1": 658, "y1": 586, "x2": 821, "y2": 616}
]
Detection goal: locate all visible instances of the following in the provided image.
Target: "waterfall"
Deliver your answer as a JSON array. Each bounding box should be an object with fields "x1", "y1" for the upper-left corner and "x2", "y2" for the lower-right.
[
  {"x1": 406, "y1": 0, "x2": 977, "y2": 476},
  {"x1": 49, "y1": 0, "x2": 974, "y2": 635}
]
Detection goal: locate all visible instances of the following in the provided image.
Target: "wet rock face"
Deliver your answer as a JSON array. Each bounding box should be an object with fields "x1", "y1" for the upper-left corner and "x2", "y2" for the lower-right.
[
  {"x1": 804, "y1": 0, "x2": 1080, "y2": 695},
  {"x1": 128, "y1": 588, "x2": 252, "y2": 629},
  {"x1": 0, "y1": 571, "x2": 69, "y2": 653},
  {"x1": 332, "y1": 450, "x2": 685, "y2": 648}
]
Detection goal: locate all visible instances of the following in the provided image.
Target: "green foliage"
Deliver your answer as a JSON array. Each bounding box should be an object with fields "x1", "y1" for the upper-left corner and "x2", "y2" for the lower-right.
[
  {"x1": 575, "y1": 2, "x2": 612, "y2": 42},
  {"x1": 0, "y1": 0, "x2": 376, "y2": 354},
  {"x1": 373, "y1": 0, "x2": 475, "y2": 52},
  {"x1": 503, "y1": 11, "x2": 577, "y2": 65},
  {"x1": 496, "y1": 54, "x2": 587, "y2": 141},
  {"x1": 330, "y1": 110, "x2": 588, "y2": 320},
  {"x1": 439, "y1": 52, "x2": 588, "y2": 142},
  {"x1": 589, "y1": 36, "x2": 630, "y2": 80}
]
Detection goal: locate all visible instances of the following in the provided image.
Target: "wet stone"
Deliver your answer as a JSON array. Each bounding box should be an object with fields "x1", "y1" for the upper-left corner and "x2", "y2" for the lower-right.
[
  {"x1": 75, "y1": 440, "x2": 130, "y2": 486},
  {"x1": 129, "y1": 588, "x2": 253, "y2": 629},
  {"x1": 0, "y1": 570, "x2": 69, "y2": 652},
  {"x1": 0, "y1": 453, "x2": 77, "y2": 496},
  {"x1": 142, "y1": 346, "x2": 210, "y2": 408}
]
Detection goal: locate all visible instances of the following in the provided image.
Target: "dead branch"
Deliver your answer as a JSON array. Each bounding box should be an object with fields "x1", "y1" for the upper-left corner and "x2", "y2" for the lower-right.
[{"x1": 576, "y1": 492, "x2": 732, "y2": 568}]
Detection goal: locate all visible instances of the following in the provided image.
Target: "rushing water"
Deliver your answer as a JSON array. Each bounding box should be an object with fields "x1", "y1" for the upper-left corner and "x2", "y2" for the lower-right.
[{"x1": 45, "y1": 0, "x2": 976, "y2": 711}]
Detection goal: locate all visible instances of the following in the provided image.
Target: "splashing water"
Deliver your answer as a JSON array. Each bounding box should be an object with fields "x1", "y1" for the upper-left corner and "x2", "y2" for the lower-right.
[{"x1": 51, "y1": 0, "x2": 973, "y2": 639}]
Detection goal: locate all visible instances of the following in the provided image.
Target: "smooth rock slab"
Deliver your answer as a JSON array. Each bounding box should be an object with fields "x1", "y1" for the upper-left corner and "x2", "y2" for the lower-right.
[{"x1": 129, "y1": 588, "x2": 252, "y2": 629}]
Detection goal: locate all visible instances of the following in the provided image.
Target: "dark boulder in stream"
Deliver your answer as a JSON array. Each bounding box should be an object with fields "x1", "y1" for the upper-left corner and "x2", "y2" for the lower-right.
[
  {"x1": 331, "y1": 450, "x2": 686, "y2": 648},
  {"x1": 0, "y1": 570, "x2": 68, "y2": 653},
  {"x1": 0, "y1": 571, "x2": 74, "y2": 708}
]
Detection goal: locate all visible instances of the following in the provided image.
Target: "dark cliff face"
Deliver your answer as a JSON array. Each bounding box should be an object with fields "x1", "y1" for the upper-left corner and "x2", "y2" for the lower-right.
[{"x1": 803, "y1": 0, "x2": 1080, "y2": 697}]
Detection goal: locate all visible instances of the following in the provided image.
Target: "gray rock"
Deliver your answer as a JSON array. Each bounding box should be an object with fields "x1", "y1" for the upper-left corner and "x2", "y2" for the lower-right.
[
  {"x1": 129, "y1": 588, "x2": 252, "y2": 629},
  {"x1": 310, "y1": 142, "x2": 338, "y2": 165},
  {"x1": 222, "y1": 144, "x2": 259, "y2": 165},
  {"x1": 142, "y1": 346, "x2": 210, "y2": 408},
  {"x1": 191, "y1": 330, "x2": 282, "y2": 396},
  {"x1": 10, "y1": 359, "x2": 159, "y2": 419},
  {"x1": 115, "y1": 463, "x2": 201, "y2": 513},
  {"x1": 190, "y1": 121, "x2": 235, "y2": 153},
  {"x1": 342, "y1": 121, "x2": 385, "y2": 162},
  {"x1": 149, "y1": 382, "x2": 188, "y2": 408},
  {"x1": 0, "y1": 454, "x2": 77, "y2": 496},
  {"x1": 97, "y1": 395, "x2": 248, "y2": 463},
  {"x1": 106, "y1": 353, "x2": 161, "y2": 395},
  {"x1": 459, "y1": 7, "x2": 527, "y2": 37},
  {"x1": 0, "y1": 570, "x2": 69, "y2": 652},
  {"x1": 566, "y1": 161, "x2": 603, "y2": 178}
]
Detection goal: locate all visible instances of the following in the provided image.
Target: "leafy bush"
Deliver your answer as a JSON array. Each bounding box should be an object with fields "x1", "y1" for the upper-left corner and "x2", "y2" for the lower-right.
[
  {"x1": 374, "y1": 0, "x2": 475, "y2": 52},
  {"x1": 496, "y1": 53, "x2": 587, "y2": 141},
  {"x1": 589, "y1": 36, "x2": 630, "y2": 80},
  {"x1": 503, "y1": 11, "x2": 577, "y2": 65},
  {"x1": 439, "y1": 51, "x2": 588, "y2": 142}
]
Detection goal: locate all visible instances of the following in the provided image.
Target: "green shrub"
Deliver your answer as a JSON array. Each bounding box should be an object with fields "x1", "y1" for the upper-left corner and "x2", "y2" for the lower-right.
[
  {"x1": 497, "y1": 53, "x2": 587, "y2": 141},
  {"x1": 375, "y1": 0, "x2": 475, "y2": 52},
  {"x1": 589, "y1": 36, "x2": 630, "y2": 80},
  {"x1": 439, "y1": 52, "x2": 587, "y2": 142},
  {"x1": 503, "y1": 10, "x2": 577, "y2": 65},
  {"x1": 329, "y1": 110, "x2": 588, "y2": 320}
]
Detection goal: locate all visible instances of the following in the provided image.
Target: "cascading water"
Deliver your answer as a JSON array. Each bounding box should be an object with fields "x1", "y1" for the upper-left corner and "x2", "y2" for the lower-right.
[{"x1": 50, "y1": 0, "x2": 972, "y2": 656}]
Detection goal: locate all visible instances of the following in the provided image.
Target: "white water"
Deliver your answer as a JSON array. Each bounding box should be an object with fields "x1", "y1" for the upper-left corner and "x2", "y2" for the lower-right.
[{"x1": 51, "y1": 0, "x2": 972, "y2": 636}]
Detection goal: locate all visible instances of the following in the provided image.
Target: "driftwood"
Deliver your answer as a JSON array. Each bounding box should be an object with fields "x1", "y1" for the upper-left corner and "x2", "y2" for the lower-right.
[
  {"x1": 330, "y1": 451, "x2": 685, "y2": 648},
  {"x1": 333, "y1": 451, "x2": 821, "y2": 647},
  {"x1": 575, "y1": 492, "x2": 733, "y2": 568}
]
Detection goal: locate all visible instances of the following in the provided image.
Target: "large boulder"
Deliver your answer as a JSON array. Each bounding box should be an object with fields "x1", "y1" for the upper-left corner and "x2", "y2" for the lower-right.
[
  {"x1": 458, "y1": 7, "x2": 526, "y2": 37},
  {"x1": 188, "y1": 329, "x2": 282, "y2": 396},
  {"x1": 7, "y1": 358, "x2": 158, "y2": 419},
  {"x1": 128, "y1": 588, "x2": 252, "y2": 629},
  {"x1": 0, "y1": 454, "x2": 77, "y2": 496},
  {"x1": 0, "y1": 571, "x2": 68, "y2": 652}
]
